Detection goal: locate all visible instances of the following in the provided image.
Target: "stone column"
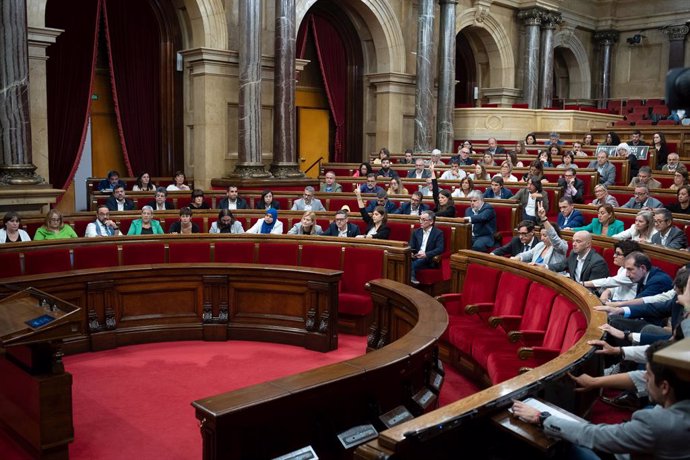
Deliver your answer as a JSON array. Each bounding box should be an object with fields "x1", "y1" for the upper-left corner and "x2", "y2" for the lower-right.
[
  {"x1": 517, "y1": 8, "x2": 542, "y2": 109},
  {"x1": 271, "y1": 0, "x2": 303, "y2": 178},
  {"x1": 594, "y1": 30, "x2": 618, "y2": 109},
  {"x1": 436, "y1": 0, "x2": 457, "y2": 153},
  {"x1": 0, "y1": 0, "x2": 42, "y2": 184},
  {"x1": 234, "y1": 0, "x2": 270, "y2": 178},
  {"x1": 663, "y1": 25, "x2": 689, "y2": 70},
  {"x1": 539, "y1": 11, "x2": 562, "y2": 108},
  {"x1": 414, "y1": 0, "x2": 435, "y2": 153}
]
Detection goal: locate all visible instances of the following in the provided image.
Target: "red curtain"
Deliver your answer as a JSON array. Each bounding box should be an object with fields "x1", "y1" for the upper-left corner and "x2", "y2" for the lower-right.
[
  {"x1": 102, "y1": 0, "x2": 161, "y2": 176},
  {"x1": 46, "y1": 0, "x2": 101, "y2": 191},
  {"x1": 308, "y1": 15, "x2": 348, "y2": 162}
]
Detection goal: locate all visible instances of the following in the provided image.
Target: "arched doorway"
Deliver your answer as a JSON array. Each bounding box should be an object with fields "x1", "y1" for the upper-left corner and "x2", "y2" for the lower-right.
[{"x1": 455, "y1": 31, "x2": 477, "y2": 107}]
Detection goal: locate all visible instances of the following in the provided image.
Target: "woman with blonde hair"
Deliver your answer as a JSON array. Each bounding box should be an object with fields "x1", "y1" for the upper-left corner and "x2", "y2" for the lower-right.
[
  {"x1": 34, "y1": 209, "x2": 77, "y2": 240},
  {"x1": 498, "y1": 161, "x2": 519, "y2": 182},
  {"x1": 387, "y1": 176, "x2": 409, "y2": 196},
  {"x1": 611, "y1": 210, "x2": 656, "y2": 242},
  {"x1": 288, "y1": 211, "x2": 323, "y2": 235}
]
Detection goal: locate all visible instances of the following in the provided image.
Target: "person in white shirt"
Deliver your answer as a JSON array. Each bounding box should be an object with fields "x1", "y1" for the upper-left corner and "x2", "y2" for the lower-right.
[
  {"x1": 581, "y1": 240, "x2": 641, "y2": 302},
  {"x1": 166, "y1": 170, "x2": 190, "y2": 191},
  {"x1": 291, "y1": 186, "x2": 326, "y2": 211},
  {"x1": 0, "y1": 211, "x2": 31, "y2": 243},
  {"x1": 440, "y1": 159, "x2": 467, "y2": 181},
  {"x1": 85, "y1": 206, "x2": 122, "y2": 237},
  {"x1": 246, "y1": 208, "x2": 284, "y2": 234}
]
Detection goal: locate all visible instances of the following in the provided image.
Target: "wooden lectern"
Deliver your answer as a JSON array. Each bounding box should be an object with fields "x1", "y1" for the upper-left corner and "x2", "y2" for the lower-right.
[{"x1": 0, "y1": 288, "x2": 82, "y2": 460}]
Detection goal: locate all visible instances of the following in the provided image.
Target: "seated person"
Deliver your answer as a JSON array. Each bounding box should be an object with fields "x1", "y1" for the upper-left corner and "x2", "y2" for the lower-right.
[
  {"x1": 670, "y1": 167, "x2": 688, "y2": 190},
  {"x1": 544, "y1": 131, "x2": 564, "y2": 146},
  {"x1": 98, "y1": 170, "x2": 126, "y2": 192},
  {"x1": 409, "y1": 210, "x2": 444, "y2": 284},
  {"x1": 132, "y1": 172, "x2": 156, "y2": 192},
  {"x1": 572, "y1": 204, "x2": 624, "y2": 236},
  {"x1": 612, "y1": 210, "x2": 657, "y2": 243},
  {"x1": 651, "y1": 208, "x2": 688, "y2": 249},
  {"x1": 105, "y1": 185, "x2": 135, "y2": 211},
  {"x1": 0, "y1": 211, "x2": 31, "y2": 243},
  {"x1": 127, "y1": 206, "x2": 164, "y2": 235},
  {"x1": 582, "y1": 240, "x2": 641, "y2": 302},
  {"x1": 429, "y1": 148, "x2": 445, "y2": 166},
  {"x1": 557, "y1": 168, "x2": 585, "y2": 204},
  {"x1": 246, "y1": 208, "x2": 283, "y2": 234},
  {"x1": 287, "y1": 211, "x2": 323, "y2": 235},
  {"x1": 455, "y1": 146, "x2": 474, "y2": 166},
  {"x1": 320, "y1": 171, "x2": 342, "y2": 193},
  {"x1": 571, "y1": 141, "x2": 587, "y2": 157},
  {"x1": 512, "y1": 202, "x2": 567, "y2": 272},
  {"x1": 552, "y1": 230, "x2": 609, "y2": 283},
  {"x1": 666, "y1": 185, "x2": 690, "y2": 214},
  {"x1": 439, "y1": 158, "x2": 467, "y2": 180},
  {"x1": 491, "y1": 220, "x2": 539, "y2": 257},
  {"x1": 168, "y1": 207, "x2": 200, "y2": 234},
  {"x1": 587, "y1": 151, "x2": 616, "y2": 186},
  {"x1": 255, "y1": 190, "x2": 280, "y2": 210},
  {"x1": 484, "y1": 137, "x2": 505, "y2": 155},
  {"x1": 33, "y1": 209, "x2": 77, "y2": 240},
  {"x1": 430, "y1": 163, "x2": 456, "y2": 217},
  {"x1": 321, "y1": 209, "x2": 360, "y2": 237},
  {"x1": 629, "y1": 166, "x2": 662, "y2": 189},
  {"x1": 355, "y1": 188, "x2": 390, "y2": 240},
  {"x1": 85, "y1": 206, "x2": 122, "y2": 237},
  {"x1": 513, "y1": 176, "x2": 548, "y2": 223},
  {"x1": 376, "y1": 157, "x2": 399, "y2": 180},
  {"x1": 407, "y1": 158, "x2": 432, "y2": 179},
  {"x1": 218, "y1": 185, "x2": 248, "y2": 210},
  {"x1": 372, "y1": 147, "x2": 389, "y2": 165},
  {"x1": 461, "y1": 191, "x2": 496, "y2": 252},
  {"x1": 556, "y1": 151, "x2": 578, "y2": 169},
  {"x1": 621, "y1": 185, "x2": 663, "y2": 210},
  {"x1": 628, "y1": 129, "x2": 647, "y2": 147},
  {"x1": 189, "y1": 189, "x2": 210, "y2": 210},
  {"x1": 364, "y1": 190, "x2": 398, "y2": 214},
  {"x1": 166, "y1": 170, "x2": 191, "y2": 191},
  {"x1": 615, "y1": 142, "x2": 640, "y2": 178},
  {"x1": 483, "y1": 175, "x2": 513, "y2": 199},
  {"x1": 557, "y1": 196, "x2": 584, "y2": 229},
  {"x1": 359, "y1": 173, "x2": 386, "y2": 195},
  {"x1": 146, "y1": 187, "x2": 176, "y2": 211},
  {"x1": 399, "y1": 149, "x2": 414, "y2": 165},
  {"x1": 387, "y1": 177, "x2": 409, "y2": 196},
  {"x1": 498, "y1": 161, "x2": 519, "y2": 182},
  {"x1": 209, "y1": 209, "x2": 244, "y2": 234},
  {"x1": 590, "y1": 184, "x2": 619, "y2": 207},
  {"x1": 394, "y1": 191, "x2": 428, "y2": 216},
  {"x1": 291, "y1": 186, "x2": 326, "y2": 211},
  {"x1": 662, "y1": 152, "x2": 684, "y2": 172}
]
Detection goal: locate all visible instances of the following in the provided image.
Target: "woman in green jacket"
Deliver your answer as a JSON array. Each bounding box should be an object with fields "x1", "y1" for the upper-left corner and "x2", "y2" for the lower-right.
[
  {"x1": 571, "y1": 204, "x2": 624, "y2": 236},
  {"x1": 34, "y1": 209, "x2": 78, "y2": 240},
  {"x1": 127, "y1": 206, "x2": 164, "y2": 235}
]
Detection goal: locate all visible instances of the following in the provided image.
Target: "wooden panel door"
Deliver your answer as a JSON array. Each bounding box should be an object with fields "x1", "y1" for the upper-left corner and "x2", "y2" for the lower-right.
[
  {"x1": 91, "y1": 69, "x2": 126, "y2": 177},
  {"x1": 298, "y1": 108, "x2": 330, "y2": 178}
]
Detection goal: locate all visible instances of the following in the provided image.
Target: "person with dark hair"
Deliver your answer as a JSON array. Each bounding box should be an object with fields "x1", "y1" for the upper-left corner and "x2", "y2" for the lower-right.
[
  {"x1": 255, "y1": 190, "x2": 280, "y2": 210},
  {"x1": 524, "y1": 132, "x2": 537, "y2": 145},
  {"x1": 521, "y1": 160, "x2": 545, "y2": 183},
  {"x1": 572, "y1": 204, "x2": 624, "y2": 236},
  {"x1": 605, "y1": 131, "x2": 621, "y2": 146},
  {"x1": 209, "y1": 209, "x2": 244, "y2": 234},
  {"x1": 538, "y1": 146, "x2": 556, "y2": 167},
  {"x1": 395, "y1": 191, "x2": 428, "y2": 216},
  {"x1": 189, "y1": 189, "x2": 210, "y2": 210},
  {"x1": 399, "y1": 148, "x2": 414, "y2": 165},
  {"x1": 146, "y1": 187, "x2": 176, "y2": 211},
  {"x1": 105, "y1": 185, "x2": 135, "y2": 211},
  {"x1": 666, "y1": 185, "x2": 690, "y2": 214},
  {"x1": 353, "y1": 162, "x2": 373, "y2": 178},
  {"x1": 557, "y1": 168, "x2": 585, "y2": 203},
  {"x1": 429, "y1": 163, "x2": 455, "y2": 217},
  {"x1": 363, "y1": 189, "x2": 398, "y2": 214},
  {"x1": 512, "y1": 202, "x2": 567, "y2": 272},
  {"x1": 85, "y1": 206, "x2": 122, "y2": 237},
  {"x1": 582, "y1": 240, "x2": 642, "y2": 302},
  {"x1": 514, "y1": 176, "x2": 548, "y2": 223},
  {"x1": 355, "y1": 188, "x2": 390, "y2": 240},
  {"x1": 98, "y1": 170, "x2": 126, "y2": 192},
  {"x1": 628, "y1": 129, "x2": 647, "y2": 147},
  {"x1": 132, "y1": 172, "x2": 156, "y2": 192},
  {"x1": 168, "y1": 207, "x2": 200, "y2": 234},
  {"x1": 557, "y1": 196, "x2": 584, "y2": 228},
  {"x1": 511, "y1": 340, "x2": 690, "y2": 460},
  {"x1": 376, "y1": 156, "x2": 399, "y2": 180},
  {"x1": 166, "y1": 170, "x2": 190, "y2": 191},
  {"x1": 491, "y1": 220, "x2": 538, "y2": 257},
  {"x1": 582, "y1": 133, "x2": 595, "y2": 146},
  {"x1": 651, "y1": 208, "x2": 688, "y2": 249},
  {"x1": 359, "y1": 173, "x2": 385, "y2": 195},
  {"x1": 407, "y1": 158, "x2": 432, "y2": 179},
  {"x1": 462, "y1": 191, "x2": 496, "y2": 252},
  {"x1": 652, "y1": 131, "x2": 669, "y2": 168},
  {"x1": 557, "y1": 151, "x2": 578, "y2": 169},
  {"x1": 622, "y1": 252, "x2": 673, "y2": 301},
  {"x1": 455, "y1": 146, "x2": 475, "y2": 166},
  {"x1": 629, "y1": 166, "x2": 662, "y2": 189},
  {"x1": 372, "y1": 147, "x2": 390, "y2": 165},
  {"x1": 218, "y1": 185, "x2": 248, "y2": 210},
  {"x1": 409, "y1": 210, "x2": 444, "y2": 285},
  {"x1": 440, "y1": 158, "x2": 467, "y2": 180},
  {"x1": 1, "y1": 211, "x2": 31, "y2": 243},
  {"x1": 321, "y1": 209, "x2": 360, "y2": 237},
  {"x1": 483, "y1": 175, "x2": 513, "y2": 199},
  {"x1": 452, "y1": 176, "x2": 475, "y2": 198}
]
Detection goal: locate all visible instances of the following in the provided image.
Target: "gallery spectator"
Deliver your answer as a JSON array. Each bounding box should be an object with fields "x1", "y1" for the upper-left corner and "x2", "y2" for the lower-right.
[{"x1": 98, "y1": 170, "x2": 126, "y2": 192}]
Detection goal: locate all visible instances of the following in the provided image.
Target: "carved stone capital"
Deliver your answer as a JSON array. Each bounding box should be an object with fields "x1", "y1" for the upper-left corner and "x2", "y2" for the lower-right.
[
  {"x1": 517, "y1": 8, "x2": 544, "y2": 27},
  {"x1": 229, "y1": 164, "x2": 272, "y2": 179},
  {"x1": 269, "y1": 162, "x2": 304, "y2": 178},
  {"x1": 663, "y1": 25, "x2": 690, "y2": 41},
  {"x1": 541, "y1": 11, "x2": 562, "y2": 29},
  {"x1": 0, "y1": 164, "x2": 44, "y2": 185},
  {"x1": 594, "y1": 30, "x2": 619, "y2": 45}
]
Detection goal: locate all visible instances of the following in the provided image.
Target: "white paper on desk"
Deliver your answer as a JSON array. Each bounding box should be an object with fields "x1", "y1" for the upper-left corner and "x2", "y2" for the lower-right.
[{"x1": 513, "y1": 398, "x2": 580, "y2": 423}]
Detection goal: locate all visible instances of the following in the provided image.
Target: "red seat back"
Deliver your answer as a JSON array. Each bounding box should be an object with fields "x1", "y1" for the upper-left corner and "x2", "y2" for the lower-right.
[
  {"x1": 0, "y1": 252, "x2": 22, "y2": 277},
  {"x1": 300, "y1": 244, "x2": 342, "y2": 270},
  {"x1": 257, "y1": 242, "x2": 299, "y2": 266},
  {"x1": 168, "y1": 242, "x2": 211, "y2": 263},
  {"x1": 519, "y1": 284, "x2": 558, "y2": 332},
  {"x1": 460, "y1": 264, "x2": 502, "y2": 309},
  {"x1": 24, "y1": 248, "x2": 71, "y2": 275},
  {"x1": 561, "y1": 310, "x2": 588, "y2": 351},
  {"x1": 491, "y1": 272, "x2": 531, "y2": 317},
  {"x1": 73, "y1": 244, "x2": 119, "y2": 270},
  {"x1": 214, "y1": 241, "x2": 255, "y2": 263},
  {"x1": 541, "y1": 296, "x2": 579, "y2": 350},
  {"x1": 341, "y1": 247, "x2": 384, "y2": 295},
  {"x1": 121, "y1": 242, "x2": 165, "y2": 265}
]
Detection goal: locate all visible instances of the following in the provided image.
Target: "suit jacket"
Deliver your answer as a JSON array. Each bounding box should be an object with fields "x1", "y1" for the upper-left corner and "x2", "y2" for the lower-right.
[
  {"x1": 559, "y1": 249, "x2": 610, "y2": 282},
  {"x1": 464, "y1": 203, "x2": 496, "y2": 238},
  {"x1": 359, "y1": 208, "x2": 391, "y2": 239},
  {"x1": 483, "y1": 187, "x2": 513, "y2": 199},
  {"x1": 556, "y1": 177, "x2": 585, "y2": 203},
  {"x1": 587, "y1": 160, "x2": 616, "y2": 186},
  {"x1": 513, "y1": 187, "x2": 549, "y2": 218},
  {"x1": 145, "y1": 200, "x2": 175, "y2": 210},
  {"x1": 406, "y1": 168, "x2": 432, "y2": 179},
  {"x1": 651, "y1": 225, "x2": 688, "y2": 249},
  {"x1": 557, "y1": 209, "x2": 584, "y2": 228},
  {"x1": 409, "y1": 226, "x2": 444, "y2": 261},
  {"x1": 291, "y1": 198, "x2": 326, "y2": 211},
  {"x1": 492, "y1": 235, "x2": 539, "y2": 257},
  {"x1": 98, "y1": 179, "x2": 126, "y2": 192},
  {"x1": 394, "y1": 202, "x2": 429, "y2": 215},
  {"x1": 218, "y1": 197, "x2": 248, "y2": 210},
  {"x1": 321, "y1": 222, "x2": 360, "y2": 237},
  {"x1": 621, "y1": 196, "x2": 664, "y2": 209},
  {"x1": 105, "y1": 196, "x2": 135, "y2": 211},
  {"x1": 628, "y1": 296, "x2": 676, "y2": 324},
  {"x1": 365, "y1": 199, "x2": 398, "y2": 214},
  {"x1": 320, "y1": 182, "x2": 343, "y2": 193},
  {"x1": 484, "y1": 146, "x2": 505, "y2": 155},
  {"x1": 543, "y1": 400, "x2": 690, "y2": 460},
  {"x1": 635, "y1": 267, "x2": 674, "y2": 299}
]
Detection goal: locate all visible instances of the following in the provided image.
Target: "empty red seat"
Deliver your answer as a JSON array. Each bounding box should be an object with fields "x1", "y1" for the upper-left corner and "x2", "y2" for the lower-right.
[
  {"x1": 121, "y1": 242, "x2": 165, "y2": 265},
  {"x1": 168, "y1": 242, "x2": 212, "y2": 263},
  {"x1": 215, "y1": 241, "x2": 255, "y2": 263},
  {"x1": 0, "y1": 252, "x2": 22, "y2": 278},
  {"x1": 339, "y1": 247, "x2": 384, "y2": 334},
  {"x1": 24, "y1": 248, "x2": 71, "y2": 275},
  {"x1": 73, "y1": 244, "x2": 119, "y2": 270},
  {"x1": 300, "y1": 244, "x2": 342, "y2": 270},
  {"x1": 256, "y1": 242, "x2": 299, "y2": 266}
]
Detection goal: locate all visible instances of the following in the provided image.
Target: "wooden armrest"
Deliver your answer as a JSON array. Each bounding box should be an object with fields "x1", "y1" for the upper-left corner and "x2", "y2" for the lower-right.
[
  {"x1": 496, "y1": 315, "x2": 522, "y2": 333},
  {"x1": 435, "y1": 293, "x2": 462, "y2": 304},
  {"x1": 464, "y1": 302, "x2": 494, "y2": 315},
  {"x1": 518, "y1": 347, "x2": 533, "y2": 360},
  {"x1": 488, "y1": 316, "x2": 502, "y2": 328},
  {"x1": 518, "y1": 366, "x2": 534, "y2": 375},
  {"x1": 508, "y1": 331, "x2": 522, "y2": 343}
]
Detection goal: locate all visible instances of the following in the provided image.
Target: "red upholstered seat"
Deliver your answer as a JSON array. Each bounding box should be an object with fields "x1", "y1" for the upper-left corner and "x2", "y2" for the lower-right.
[
  {"x1": 387, "y1": 222, "x2": 413, "y2": 243},
  {"x1": 121, "y1": 242, "x2": 165, "y2": 265},
  {"x1": 339, "y1": 247, "x2": 384, "y2": 333},
  {"x1": 116, "y1": 218, "x2": 134, "y2": 235},
  {"x1": 71, "y1": 220, "x2": 89, "y2": 238},
  {"x1": 168, "y1": 242, "x2": 212, "y2": 263},
  {"x1": 73, "y1": 244, "x2": 119, "y2": 270},
  {"x1": 0, "y1": 252, "x2": 22, "y2": 277},
  {"x1": 328, "y1": 197, "x2": 357, "y2": 212},
  {"x1": 256, "y1": 242, "x2": 299, "y2": 266},
  {"x1": 24, "y1": 248, "x2": 71, "y2": 275},
  {"x1": 214, "y1": 241, "x2": 255, "y2": 263},
  {"x1": 300, "y1": 244, "x2": 342, "y2": 270}
]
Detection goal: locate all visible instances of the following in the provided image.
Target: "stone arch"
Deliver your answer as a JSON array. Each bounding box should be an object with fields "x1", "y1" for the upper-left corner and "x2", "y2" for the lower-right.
[
  {"x1": 554, "y1": 30, "x2": 591, "y2": 99},
  {"x1": 457, "y1": 8, "x2": 516, "y2": 88},
  {"x1": 180, "y1": 0, "x2": 227, "y2": 49},
  {"x1": 296, "y1": 0, "x2": 406, "y2": 73}
]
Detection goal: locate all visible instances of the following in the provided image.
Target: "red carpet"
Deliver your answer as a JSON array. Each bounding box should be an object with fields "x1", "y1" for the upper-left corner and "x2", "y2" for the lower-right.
[{"x1": 0, "y1": 337, "x2": 479, "y2": 459}]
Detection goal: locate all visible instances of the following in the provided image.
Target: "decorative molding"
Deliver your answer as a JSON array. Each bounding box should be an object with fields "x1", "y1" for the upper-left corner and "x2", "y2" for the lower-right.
[
  {"x1": 663, "y1": 25, "x2": 690, "y2": 41},
  {"x1": 593, "y1": 30, "x2": 619, "y2": 45}
]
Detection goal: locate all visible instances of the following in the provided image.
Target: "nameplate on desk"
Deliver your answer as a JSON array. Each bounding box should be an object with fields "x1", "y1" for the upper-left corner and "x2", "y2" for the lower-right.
[{"x1": 25, "y1": 314, "x2": 56, "y2": 329}]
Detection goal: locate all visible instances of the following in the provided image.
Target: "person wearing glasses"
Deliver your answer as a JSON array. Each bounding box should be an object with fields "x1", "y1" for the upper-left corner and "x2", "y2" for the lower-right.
[
  {"x1": 394, "y1": 191, "x2": 428, "y2": 216},
  {"x1": 621, "y1": 186, "x2": 663, "y2": 210},
  {"x1": 409, "y1": 211, "x2": 444, "y2": 285},
  {"x1": 291, "y1": 186, "x2": 326, "y2": 211},
  {"x1": 650, "y1": 208, "x2": 688, "y2": 250},
  {"x1": 34, "y1": 209, "x2": 78, "y2": 240},
  {"x1": 321, "y1": 209, "x2": 360, "y2": 237},
  {"x1": 491, "y1": 220, "x2": 538, "y2": 257}
]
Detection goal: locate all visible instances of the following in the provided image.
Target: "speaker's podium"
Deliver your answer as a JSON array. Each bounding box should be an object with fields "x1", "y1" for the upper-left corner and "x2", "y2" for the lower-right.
[{"x1": 0, "y1": 288, "x2": 82, "y2": 460}]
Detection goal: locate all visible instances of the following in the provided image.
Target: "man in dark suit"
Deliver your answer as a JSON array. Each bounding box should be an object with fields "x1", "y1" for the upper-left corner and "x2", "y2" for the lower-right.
[
  {"x1": 462, "y1": 191, "x2": 496, "y2": 252},
  {"x1": 652, "y1": 209, "x2": 688, "y2": 249},
  {"x1": 321, "y1": 209, "x2": 360, "y2": 237},
  {"x1": 556, "y1": 168, "x2": 585, "y2": 204},
  {"x1": 97, "y1": 170, "x2": 126, "y2": 192},
  {"x1": 556, "y1": 230, "x2": 609, "y2": 282},
  {"x1": 105, "y1": 185, "x2": 135, "y2": 211},
  {"x1": 146, "y1": 187, "x2": 176, "y2": 211},
  {"x1": 407, "y1": 158, "x2": 432, "y2": 179},
  {"x1": 484, "y1": 137, "x2": 505, "y2": 155},
  {"x1": 556, "y1": 197, "x2": 584, "y2": 229},
  {"x1": 491, "y1": 220, "x2": 538, "y2": 257},
  {"x1": 365, "y1": 190, "x2": 398, "y2": 213},
  {"x1": 218, "y1": 185, "x2": 248, "y2": 210},
  {"x1": 395, "y1": 191, "x2": 429, "y2": 216},
  {"x1": 409, "y1": 210, "x2": 444, "y2": 285}
]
